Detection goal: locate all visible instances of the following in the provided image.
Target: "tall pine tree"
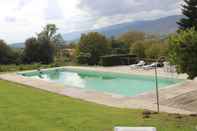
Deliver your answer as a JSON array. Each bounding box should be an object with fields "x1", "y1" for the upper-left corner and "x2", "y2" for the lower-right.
[{"x1": 177, "y1": 0, "x2": 197, "y2": 30}]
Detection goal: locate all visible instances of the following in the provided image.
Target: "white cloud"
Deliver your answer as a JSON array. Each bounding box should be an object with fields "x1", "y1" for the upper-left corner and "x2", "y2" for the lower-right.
[
  {"x1": 79, "y1": 0, "x2": 182, "y2": 29},
  {"x1": 92, "y1": 8, "x2": 181, "y2": 29},
  {"x1": 0, "y1": 0, "x2": 87, "y2": 43},
  {"x1": 0, "y1": 0, "x2": 182, "y2": 43},
  {"x1": 0, "y1": 0, "x2": 45, "y2": 43}
]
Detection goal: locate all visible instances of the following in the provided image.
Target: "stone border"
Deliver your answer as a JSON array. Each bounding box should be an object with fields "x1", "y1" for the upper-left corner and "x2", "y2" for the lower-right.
[
  {"x1": 17, "y1": 66, "x2": 188, "y2": 99},
  {"x1": 0, "y1": 66, "x2": 195, "y2": 114}
]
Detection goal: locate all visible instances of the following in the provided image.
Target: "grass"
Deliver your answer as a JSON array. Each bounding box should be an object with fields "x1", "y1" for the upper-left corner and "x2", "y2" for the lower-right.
[{"x1": 0, "y1": 80, "x2": 197, "y2": 131}]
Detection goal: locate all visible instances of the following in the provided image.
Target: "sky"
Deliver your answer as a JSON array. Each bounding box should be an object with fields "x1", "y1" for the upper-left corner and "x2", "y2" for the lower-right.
[{"x1": 0, "y1": 0, "x2": 183, "y2": 43}]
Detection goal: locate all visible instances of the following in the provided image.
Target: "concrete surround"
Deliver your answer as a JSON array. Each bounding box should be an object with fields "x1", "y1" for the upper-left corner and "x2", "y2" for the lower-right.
[{"x1": 0, "y1": 66, "x2": 197, "y2": 115}]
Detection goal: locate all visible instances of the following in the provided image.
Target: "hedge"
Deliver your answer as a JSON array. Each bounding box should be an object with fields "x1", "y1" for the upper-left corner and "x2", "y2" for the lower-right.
[{"x1": 100, "y1": 54, "x2": 137, "y2": 66}]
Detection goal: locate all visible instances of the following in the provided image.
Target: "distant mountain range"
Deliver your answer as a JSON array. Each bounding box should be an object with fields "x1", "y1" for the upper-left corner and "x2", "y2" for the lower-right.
[
  {"x1": 10, "y1": 15, "x2": 183, "y2": 48},
  {"x1": 63, "y1": 15, "x2": 183, "y2": 41},
  {"x1": 10, "y1": 42, "x2": 25, "y2": 48}
]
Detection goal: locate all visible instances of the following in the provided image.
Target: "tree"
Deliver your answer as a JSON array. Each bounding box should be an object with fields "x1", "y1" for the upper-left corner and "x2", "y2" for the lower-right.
[
  {"x1": 37, "y1": 24, "x2": 63, "y2": 64},
  {"x1": 177, "y1": 0, "x2": 197, "y2": 30},
  {"x1": 109, "y1": 37, "x2": 129, "y2": 54},
  {"x1": 22, "y1": 37, "x2": 40, "y2": 64},
  {"x1": 22, "y1": 24, "x2": 61, "y2": 64},
  {"x1": 0, "y1": 40, "x2": 17, "y2": 64},
  {"x1": 130, "y1": 41, "x2": 146, "y2": 58},
  {"x1": 168, "y1": 28, "x2": 197, "y2": 79},
  {"x1": 38, "y1": 38, "x2": 55, "y2": 64},
  {"x1": 145, "y1": 43, "x2": 162, "y2": 59},
  {"x1": 118, "y1": 31, "x2": 145, "y2": 46},
  {"x1": 37, "y1": 24, "x2": 58, "y2": 42},
  {"x1": 130, "y1": 39, "x2": 168, "y2": 59},
  {"x1": 77, "y1": 32, "x2": 110, "y2": 65},
  {"x1": 145, "y1": 41, "x2": 168, "y2": 59}
]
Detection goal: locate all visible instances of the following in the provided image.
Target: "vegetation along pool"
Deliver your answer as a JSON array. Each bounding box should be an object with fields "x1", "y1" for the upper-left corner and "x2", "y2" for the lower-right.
[{"x1": 19, "y1": 68, "x2": 181, "y2": 97}]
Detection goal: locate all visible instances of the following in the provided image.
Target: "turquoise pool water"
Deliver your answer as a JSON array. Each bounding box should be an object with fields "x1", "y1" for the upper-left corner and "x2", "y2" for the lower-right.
[{"x1": 19, "y1": 68, "x2": 181, "y2": 96}]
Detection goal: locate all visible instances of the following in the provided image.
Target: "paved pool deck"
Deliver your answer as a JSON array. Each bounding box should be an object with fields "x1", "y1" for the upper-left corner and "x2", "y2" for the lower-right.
[{"x1": 0, "y1": 66, "x2": 197, "y2": 115}]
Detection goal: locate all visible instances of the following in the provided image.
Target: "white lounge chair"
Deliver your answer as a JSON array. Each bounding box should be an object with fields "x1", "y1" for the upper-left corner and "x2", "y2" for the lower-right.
[
  {"x1": 143, "y1": 62, "x2": 158, "y2": 70},
  {"x1": 130, "y1": 61, "x2": 145, "y2": 68},
  {"x1": 163, "y1": 61, "x2": 169, "y2": 72},
  {"x1": 114, "y1": 127, "x2": 156, "y2": 131},
  {"x1": 163, "y1": 62, "x2": 176, "y2": 73}
]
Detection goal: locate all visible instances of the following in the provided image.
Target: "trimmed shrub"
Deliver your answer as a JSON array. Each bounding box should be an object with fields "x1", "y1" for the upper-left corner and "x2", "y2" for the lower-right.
[
  {"x1": 76, "y1": 53, "x2": 91, "y2": 65},
  {"x1": 100, "y1": 54, "x2": 137, "y2": 66}
]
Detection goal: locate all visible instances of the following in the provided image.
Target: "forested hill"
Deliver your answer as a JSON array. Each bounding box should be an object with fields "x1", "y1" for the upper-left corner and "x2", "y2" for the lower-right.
[{"x1": 63, "y1": 15, "x2": 183, "y2": 41}]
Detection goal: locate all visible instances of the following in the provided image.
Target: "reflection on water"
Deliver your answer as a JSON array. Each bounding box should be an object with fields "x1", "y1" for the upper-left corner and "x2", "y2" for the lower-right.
[
  {"x1": 47, "y1": 70, "x2": 61, "y2": 80},
  {"x1": 79, "y1": 73, "x2": 116, "y2": 80},
  {"x1": 102, "y1": 76, "x2": 116, "y2": 80},
  {"x1": 31, "y1": 75, "x2": 48, "y2": 81},
  {"x1": 61, "y1": 72, "x2": 86, "y2": 88},
  {"x1": 79, "y1": 73, "x2": 100, "y2": 79},
  {"x1": 35, "y1": 71, "x2": 86, "y2": 88}
]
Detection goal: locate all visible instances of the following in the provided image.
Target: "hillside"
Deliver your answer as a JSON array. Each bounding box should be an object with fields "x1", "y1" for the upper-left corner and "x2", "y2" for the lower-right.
[
  {"x1": 10, "y1": 42, "x2": 25, "y2": 48},
  {"x1": 63, "y1": 15, "x2": 183, "y2": 41}
]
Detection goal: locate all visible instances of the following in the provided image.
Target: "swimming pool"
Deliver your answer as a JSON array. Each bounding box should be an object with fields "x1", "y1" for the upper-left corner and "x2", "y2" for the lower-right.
[{"x1": 19, "y1": 68, "x2": 181, "y2": 97}]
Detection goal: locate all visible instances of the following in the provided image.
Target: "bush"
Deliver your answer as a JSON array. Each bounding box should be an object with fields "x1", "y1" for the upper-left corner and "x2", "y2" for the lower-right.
[
  {"x1": 168, "y1": 28, "x2": 197, "y2": 79},
  {"x1": 100, "y1": 54, "x2": 137, "y2": 66}
]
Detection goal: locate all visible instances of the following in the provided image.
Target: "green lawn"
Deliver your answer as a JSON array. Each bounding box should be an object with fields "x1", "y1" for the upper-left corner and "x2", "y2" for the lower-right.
[{"x1": 0, "y1": 80, "x2": 196, "y2": 131}]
